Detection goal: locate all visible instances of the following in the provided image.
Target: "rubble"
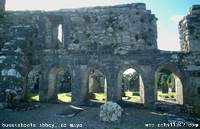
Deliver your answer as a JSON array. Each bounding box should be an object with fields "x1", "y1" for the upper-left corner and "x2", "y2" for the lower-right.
[{"x1": 100, "y1": 101, "x2": 123, "y2": 122}]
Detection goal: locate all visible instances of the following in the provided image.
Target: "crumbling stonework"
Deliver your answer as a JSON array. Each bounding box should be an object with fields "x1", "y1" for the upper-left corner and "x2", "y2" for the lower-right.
[
  {"x1": 100, "y1": 101, "x2": 123, "y2": 122},
  {"x1": 178, "y1": 5, "x2": 200, "y2": 112},
  {"x1": 179, "y1": 5, "x2": 200, "y2": 52},
  {"x1": 0, "y1": 1, "x2": 200, "y2": 115}
]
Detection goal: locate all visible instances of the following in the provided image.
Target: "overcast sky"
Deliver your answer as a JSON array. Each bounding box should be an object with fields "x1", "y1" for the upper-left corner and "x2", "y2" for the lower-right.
[{"x1": 5, "y1": 0, "x2": 200, "y2": 51}]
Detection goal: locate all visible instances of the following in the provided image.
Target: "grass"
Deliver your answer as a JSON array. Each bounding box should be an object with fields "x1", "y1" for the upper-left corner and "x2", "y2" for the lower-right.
[
  {"x1": 94, "y1": 93, "x2": 106, "y2": 102},
  {"x1": 124, "y1": 91, "x2": 141, "y2": 102},
  {"x1": 30, "y1": 92, "x2": 39, "y2": 101},
  {"x1": 29, "y1": 92, "x2": 72, "y2": 102},
  {"x1": 93, "y1": 91, "x2": 141, "y2": 102},
  {"x1": 157, "y1": 91, "x2": 176, "y2": 99},
  {"x1": 57, "y1": 92, "x2": 71, "y2": 102},
  {"x1": 29, "y1": 91, "x2": 142, "y2": 103}
]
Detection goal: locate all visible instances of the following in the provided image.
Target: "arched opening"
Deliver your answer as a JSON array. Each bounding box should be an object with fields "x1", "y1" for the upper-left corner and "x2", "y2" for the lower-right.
[
  {"x1": 57, "y1": 24, "x2": 63, "y2": 47},
  {"x1": 48, "y1": 67, "x2": 72, "y2": 103},
  {"x1": 118, "y1": 67, "x2": 144, "y2": 104},
  {"x1": 155, "y1": 64, "x2": 183, "y2": 105},
  {"x1": 87, "y1": 68, "x2": 107, "y2": 103}
]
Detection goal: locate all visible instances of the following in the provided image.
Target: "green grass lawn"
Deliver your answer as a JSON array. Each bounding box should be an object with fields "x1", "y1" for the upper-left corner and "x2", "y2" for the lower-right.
[
  {"x1": 30, "y1": 91, "x2": 142, "y2": 103},
  {"x1": 157, "y1": 91, "x2": 176, "y2": 99},
  {"x1": 125, "y1": 91, "x2": 141, "y2": 102},
  {"x1": 93, "y1": 91, "x2": 141, "y2": 102},
  {"x1": 57, "y1": 92, "x2": 71, "y2": 102},
  {"x1": 29, "y1": 92, "x2": 72, "y2": 102},
  {"x1": 94, "y1": 93, "x2": 106, "y2": 102},
  {"x1": 30, "y1": 92, "x2": 39, "y2": 101}
]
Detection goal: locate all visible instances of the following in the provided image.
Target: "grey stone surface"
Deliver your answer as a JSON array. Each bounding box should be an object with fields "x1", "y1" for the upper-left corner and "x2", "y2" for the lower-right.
[
  {"x1": 179, "y1": 5, "x2": 200, "y2": 52},
  {"x1": 0, "y1": 1, "x2": 199, "y2": 116},
  {"x1": 100, "y1": 101, "x2": 123, "y2": 122}
]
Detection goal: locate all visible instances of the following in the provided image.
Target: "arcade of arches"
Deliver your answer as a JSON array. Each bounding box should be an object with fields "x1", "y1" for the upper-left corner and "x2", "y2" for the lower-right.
[
  {"x1": 27, "y1": 63, "x2": 185, "y2": 107},
  {"x1": 0, "y1": 2, "x2": 200, "y2": 114}
]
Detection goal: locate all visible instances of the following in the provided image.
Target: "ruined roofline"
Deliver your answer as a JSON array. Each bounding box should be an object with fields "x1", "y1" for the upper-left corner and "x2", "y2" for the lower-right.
[
  {"x1": 188, "y1": 4, "x2": 200, "y2": 15},
  {"x1": 58, "y1": 3, "x2": 155, "y2": 17},
  {"x1": 58, "y1": 3, "x2": 147, "y2": 12},
  {"x1": 179, "y1": 4, "x2": 200, "y2": 22},
  {"x1": 5, "y1": 3, "x2": 154, "y2": 15},
  {"x1": 178, "y1": 4, "x2": 200, "y2": 52}
]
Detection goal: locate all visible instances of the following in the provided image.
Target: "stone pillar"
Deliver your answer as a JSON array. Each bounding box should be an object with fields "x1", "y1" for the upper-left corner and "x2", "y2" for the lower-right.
[
  {"x1": 88, "y1": 75, "x2": 94, "y2": 93},
  {"x1": 71, "y1": 65, "x2": 88, "y2": 105},
  {"x1": 140, "y1": 65, "x2": 156, "y2": 108},
  {"x1": 174, "y1": 75, "x2": 183, "y2": 105},
  {"x1": 106, "y1": 65, "x2": 121, "y2": 102},
  {"x1": 184, "y1": 71, "x2": 200, "y2": 106},
  {"x1": 139, "y1": 75, "x2": 145, "y2": 103},
  {"x1": 0, "y1": 0, "x2": 5, "y2": 12},
  {"x1": 39, "y1": 71, "x2": 48, "y2": 102},
  {"x1": 171, "y1": 75, "x2": 176, "y2": 92},
  {"x1": 47, "y1": 72, "x2": 58, "y2": 100}
]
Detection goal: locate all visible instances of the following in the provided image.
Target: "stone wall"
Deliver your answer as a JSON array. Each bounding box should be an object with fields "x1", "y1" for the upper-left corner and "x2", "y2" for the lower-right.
[
  {"x1": 4, "y1": 3, "x2": 157, "y2": 53},
  {"x1": 0, "y1": 1, "x2": 200, "y2": 113},
  {"x1": 0, "y1": 0, "x2": 5, "y2": 12},
  {"x1": 179, "y1": 5, "x2": 200, "y2": 52},
  {"x1": 62, "y1": 3, "x2": 157, "y2": 52},
  {"x1": 179, "y1": 5, "x2": 200, "y2": 115}
]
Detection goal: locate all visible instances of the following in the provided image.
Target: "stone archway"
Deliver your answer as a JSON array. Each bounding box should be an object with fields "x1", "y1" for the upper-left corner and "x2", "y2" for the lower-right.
[
  {"x1": 155, "y1": 63, "x2": 184, "y2": 105},
  {"x1": 85, "y1": 64, "x2": 108, "y2": 103},
  {"x1": 117, "y1": 65, "x2": 145, "y2": 104},
  {"x1": 47, "y1": 66, "x2": 72, "y2": 102}
]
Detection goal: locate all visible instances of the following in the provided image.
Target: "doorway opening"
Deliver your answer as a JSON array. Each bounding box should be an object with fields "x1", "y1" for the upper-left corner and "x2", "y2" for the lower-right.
[{"x1": 88, "y1": 69, "x2": 107, "y2": 103}]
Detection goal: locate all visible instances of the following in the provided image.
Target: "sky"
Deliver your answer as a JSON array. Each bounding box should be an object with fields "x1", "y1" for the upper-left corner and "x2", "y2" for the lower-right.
[{"x1": 5, "y1": 0, "x2": 200, "y2": 51}]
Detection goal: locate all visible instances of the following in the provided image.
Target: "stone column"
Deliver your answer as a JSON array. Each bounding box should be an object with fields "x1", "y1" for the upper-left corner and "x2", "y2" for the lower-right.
[
  {"x1": 0, "y1": 0, "x2": 5, "y2": 12},
  {"x1": 183, "y1": 71, "x2": 197, "y2": 106},
  {"x1": 47, "y1": 71, "x2": 58, "y2": 100},
  {"x1": 39, "y1": 70, "x2": 49, "y2": 102},
  {"x1": 106, "y1": 65, "x2": 121, "y2": 102},
  {"x1": 71, "y1": 65, "x2": 88, "y2": 105},
  {"x1": 174, "y1": 75, "x2": 183, "y2": 105},
  {"x1": 140, "y1": 65, "x2": 156, "y2": 108},
  {"x1": 88, "y1": 75, "x2": 92, "y2": 93}
]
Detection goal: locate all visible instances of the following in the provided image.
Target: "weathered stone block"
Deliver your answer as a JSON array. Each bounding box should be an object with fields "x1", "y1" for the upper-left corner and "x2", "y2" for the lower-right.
[{"x1": 100, "y1": 101, "x2": 123, "y2": 122}]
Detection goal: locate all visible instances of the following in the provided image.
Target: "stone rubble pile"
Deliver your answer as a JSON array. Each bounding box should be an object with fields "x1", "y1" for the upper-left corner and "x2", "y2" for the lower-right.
[
  {"x1": 0, "y1": 88, "x2": 40, "y2": 111},
  {"x1": 100, "y1": 101, "x2": 123, "y2": 122}
]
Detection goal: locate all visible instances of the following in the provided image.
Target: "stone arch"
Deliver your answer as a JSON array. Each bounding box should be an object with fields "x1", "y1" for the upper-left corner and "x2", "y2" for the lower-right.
[
  {"x1": 117, "y1": 64, "x2": 145, "y2": 103},
  {"x1": 154, "y1": 63, "x2": 184, "y2": 105},
  {"x1": 47, "y1": 65, "x2": 73, "y2": 101},
  {"x1": 84, "y1": 64, "x2": 109, "y2": 102}
]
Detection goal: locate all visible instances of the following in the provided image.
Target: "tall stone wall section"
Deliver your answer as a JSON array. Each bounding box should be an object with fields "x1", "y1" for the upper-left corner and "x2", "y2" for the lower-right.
[
  {"x1": 0, "y1": 0, "x2": 5, "y2": 12},
  {"x1": 0, "y1": 0, "x2": 5, "y2": 49},
  {"x1": 63, "y1": 4, "x2": 157, "y2": 52},
  {"x1": 179, "y1": 5, "x2": 200, "y2": 115},
  {"x1": 179, "y1": 5, "x2": 200, "y2": 52},
  {"x1": 0, "y1": 12, "x2": 34, "y2": 100},
  {"x1": 0, "y1": 3, "x2": 158, "y2": 105}
]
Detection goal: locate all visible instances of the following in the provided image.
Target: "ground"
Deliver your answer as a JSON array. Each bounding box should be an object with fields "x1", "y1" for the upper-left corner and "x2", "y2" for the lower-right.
[{"x1": 0, "y1": 102, "x2": 198, "y2": 129}]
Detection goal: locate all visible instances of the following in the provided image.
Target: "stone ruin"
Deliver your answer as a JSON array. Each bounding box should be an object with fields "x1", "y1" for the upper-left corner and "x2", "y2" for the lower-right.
[
  {"x1": 0, "y1": 0, "x2": 200, "y2": 115},
  {"x1": 100, "y1": 101, "x2": 123, "y2": 122}
]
